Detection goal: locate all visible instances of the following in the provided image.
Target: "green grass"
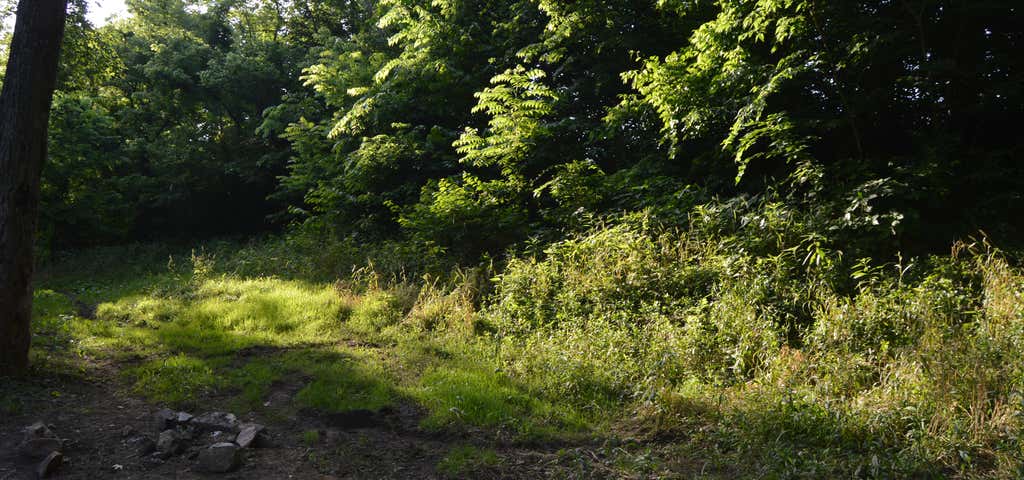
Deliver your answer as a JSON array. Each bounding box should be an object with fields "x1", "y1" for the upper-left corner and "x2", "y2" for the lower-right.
[
  {"x1": 27, "y1": 224, "x2": 1024, "y2": 478},
  {"x1": 29, "y1": 243, "x2": 593, "y2": 441},
  {"x1": 302, "y1": 429, "x2": 321, "y2": 446},
  {"x1": 130, "y1": 354, "x2": 220, "y2": 407},
  {"x1": 437, "y1": 445, "x2": 500, "y2": 477},
  {"x1": 410, "y1": 363, "x2": 585, "y2": 436}
]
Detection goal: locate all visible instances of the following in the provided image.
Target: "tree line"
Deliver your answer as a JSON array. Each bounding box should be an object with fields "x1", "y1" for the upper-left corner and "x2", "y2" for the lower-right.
[{"x1": 0, "y1": 0, "x2": 1019, "y2": 259}]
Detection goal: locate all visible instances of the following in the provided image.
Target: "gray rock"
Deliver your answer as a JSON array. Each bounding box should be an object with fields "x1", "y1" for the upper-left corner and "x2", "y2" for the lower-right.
[
  {"x1": 153, "y1": 408, "x2": 177, "y2": 431},
  {"x1": 176, "y1": 411, "x2": 194, "y2": 424},
  {"x1": 177, "y1": 425, "x2": 196, "y2": 441},
  {"x1": 20, "y1": 437, "x2": 63, "y2": 460},
  {"x1": 127, "y1": 435, "x2": 157, "y2": 456},
  {"x1": 121, "y1": 425, "x2": 136, "y2": 438},
  {"x1": 233, "y1": 423, "x2": 265, "y2": 449},
  {"x1": 156, "y1": 429, "x2": 187, "y2": 455},
  {"x1": 151, "y1": 449, "x2": 173, "y2": 461},
  {"x1": 196, "y1": 442, "x2": 241, "y2": 473},
  {"x1": 24, "y1": 421, "x2": 53, "y2": 438},
  {"x1": 36, "y1": 451, "x2": 63, "y2": 478},
  {"x1": 19, "y1": 422, "x2": 62, "y2": 460},
  {"x1": 191, "y1": 412, "x2": 240, "y2": 433},
  {"x1": 142, "y1": 452, "x2": 166, "y2": 466}
]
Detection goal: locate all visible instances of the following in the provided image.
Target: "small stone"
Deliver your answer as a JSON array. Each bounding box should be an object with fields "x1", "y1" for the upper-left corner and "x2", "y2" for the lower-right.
[
  {"x1": 233, "y1": 423, "x2": 265, "y2": 449},
  {"x1": 25, "y1": 422, "x2": 54, "y2": 438},
  {"x1": 153, "y1": 408, "x2": 177, "y2": 431},
  {"x1": 20, "y1": 421, "x2": 60, "y2": 456},
  {"x1": 176, "y1": 411, "x2": 194, "y2": 424},
  {"x1": 151, "y1": 450, "x2": 173, "y2": 461},
  {"x1": 177, "y1": 425, "x2": 196, "y2": 441},
  {"x1": 253, "y1": 433, "x2": 276, "y2": 449},
  {"x1": 19, "y1": 437, "x2": 63, "y2": 460},
  {"x1": 36, "y1": 451, "x2": 63, "y2": 478},
  {"x1": 156, "y1": 429, "x2": 187, "y2": 455},
  {"x1": 196, "y1": 442, "x2": 241, "y2": 473},
  {"x1": 192, "y1": 412, "x2": 240, "y2": 433},
  {"x1": 127, "y1": 435, "x2": 157, "y2": 456},
  {"x1": 121, "y1": 425, "x2": 136, "y2": 438}
]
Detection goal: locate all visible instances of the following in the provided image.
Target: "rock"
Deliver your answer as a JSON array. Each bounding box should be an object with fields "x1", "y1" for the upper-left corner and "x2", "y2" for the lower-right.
[
  {"x1": 19, "y1": 437, "x2": 63, "y2": 459},
  {"x1": 176, "y1": 411, "x2": 194, "y2": 424},
  {"x1": 253, "y1": 433, "x2": 276, "y2": 449},
  {"x1": 36, "y1": 451, "x2": 63, "y2": 478},
  {"x1": 153, "y1": 408, "x2": 177, "y2": 431},
  {"x1": 192, "y1": 412, "x2": 240, "y2": 433},
  {"x1": 156, "y1": 429, "x2": 187, "y2": 455},
  {"x1": 233, "y1": 423, "x2": 265, "y2": 449},
  {"x1": 151, "y1": 450, "x2": 173, "y2": 461},
  {"x1": 127, "y1": 435, "x2": 157, "y2": 456},
  {"x1": 25, "y1": 421, "x2": 53, "y2": 438},
  {"x1": 18, "y1": 423, "x2": 62, "y2": 460},
  {"x1": 121, "y1": 425, "x2": 137, "y2": 438},
  {"x1": 196, "y1": 442, "x2": 241, "y2": 473},
  {"x1": 177, "y1": 425, "x2": 196, "y2": 441}
]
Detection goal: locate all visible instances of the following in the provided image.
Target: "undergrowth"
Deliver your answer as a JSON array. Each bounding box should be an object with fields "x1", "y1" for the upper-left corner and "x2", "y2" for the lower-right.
[{"x1": 29, "y1": 204, "x2": 1024, "y2": 478}]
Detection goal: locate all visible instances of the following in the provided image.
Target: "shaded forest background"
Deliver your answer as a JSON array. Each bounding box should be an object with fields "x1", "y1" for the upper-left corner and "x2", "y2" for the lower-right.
[{"x1": 0, "y1": 0, "x2": 1020, "y2": 260}]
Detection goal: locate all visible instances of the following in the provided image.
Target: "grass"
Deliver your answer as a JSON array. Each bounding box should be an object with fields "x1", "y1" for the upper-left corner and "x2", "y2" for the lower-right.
[
  {"x1": 436, "y1": 445, "x2": 500, "y2": 477},
  {"x1": 24, "y1": 215, "x2": 1024, "y2": 477},
  {"x1": 303, "y1": 429, "x2": 321, "y2": 446},
  {"x1": 28, "y1": 242, "x2": 590, "y2": 443}
]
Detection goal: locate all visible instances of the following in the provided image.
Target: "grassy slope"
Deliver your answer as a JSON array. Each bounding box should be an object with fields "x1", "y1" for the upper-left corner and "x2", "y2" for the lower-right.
[{"x1": 16, "y1": 225, "x2": 1024, "y2": 478}]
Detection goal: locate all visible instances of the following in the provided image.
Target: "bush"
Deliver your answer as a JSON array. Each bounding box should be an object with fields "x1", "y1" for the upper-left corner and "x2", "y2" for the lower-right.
[{"x1": 478, "y1": 209, "x2": 1024, "y2": 477}]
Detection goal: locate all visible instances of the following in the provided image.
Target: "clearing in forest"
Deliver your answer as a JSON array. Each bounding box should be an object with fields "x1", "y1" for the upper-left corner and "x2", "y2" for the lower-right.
[{"x1": 0, "y1": 244, "x2": 700, "y2": 479}]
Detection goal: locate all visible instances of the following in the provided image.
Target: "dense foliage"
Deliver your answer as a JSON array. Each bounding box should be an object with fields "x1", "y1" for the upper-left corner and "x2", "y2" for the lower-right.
[{"x1": 2, "y1": 0, "x2": 1018, "y2": 255}]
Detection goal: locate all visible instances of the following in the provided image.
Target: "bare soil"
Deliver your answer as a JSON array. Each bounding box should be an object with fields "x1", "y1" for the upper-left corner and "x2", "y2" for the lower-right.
[{"x1": 0, "y1": 362, "x2": 641, "y2": 480}]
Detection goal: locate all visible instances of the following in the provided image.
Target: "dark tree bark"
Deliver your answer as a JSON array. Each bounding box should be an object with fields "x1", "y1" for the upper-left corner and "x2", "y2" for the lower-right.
[{"x1": 0, "y1": 0, "x2": 68, "y2": 376}]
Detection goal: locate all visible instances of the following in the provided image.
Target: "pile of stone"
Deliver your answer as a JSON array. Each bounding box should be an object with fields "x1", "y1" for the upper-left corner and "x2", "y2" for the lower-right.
[
  {"x1": 125, "y1": 409, "x2": 270, "y2": 473},
  {"x1": 16, "y1": 422, "x2": 64, "y2": 478}
]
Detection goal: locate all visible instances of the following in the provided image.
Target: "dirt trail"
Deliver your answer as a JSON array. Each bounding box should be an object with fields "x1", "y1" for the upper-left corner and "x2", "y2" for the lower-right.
[{"x1": 0, "y1": 366, "x2": 615, "y2": 480}]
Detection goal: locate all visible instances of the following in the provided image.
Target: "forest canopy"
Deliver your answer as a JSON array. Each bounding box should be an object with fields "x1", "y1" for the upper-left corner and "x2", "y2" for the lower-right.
[{"x1": 1, "y1": 0, "x2": 1019, "y2": 258}]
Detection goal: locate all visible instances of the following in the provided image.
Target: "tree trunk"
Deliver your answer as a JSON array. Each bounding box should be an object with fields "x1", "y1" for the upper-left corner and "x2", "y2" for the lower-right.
[{"x1": 0, "y1": 0, "x2": 68, "y2": 376}]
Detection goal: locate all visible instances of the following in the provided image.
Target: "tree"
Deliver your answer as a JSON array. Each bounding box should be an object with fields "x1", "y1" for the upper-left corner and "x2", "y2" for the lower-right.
[{"x1": 0, "y1": 0, "x2": 69, "y2": 375}]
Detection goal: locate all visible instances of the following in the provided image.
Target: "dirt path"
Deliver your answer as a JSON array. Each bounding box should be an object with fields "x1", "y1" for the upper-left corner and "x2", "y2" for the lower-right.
[{"x1": 0, "y1": 366, "x2": 627, "y2": 479}]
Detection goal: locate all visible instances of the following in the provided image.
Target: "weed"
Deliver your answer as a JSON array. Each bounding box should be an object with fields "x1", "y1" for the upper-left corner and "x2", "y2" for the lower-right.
[
  {"x1": 303, "y1": 429, "x2": 321, "y2": 446},
  {"x1": 436, "y1": 445, "x2": 500, "y2": 477},
  {"x1": 131, "y1": 354, "x2": 220, "y2": 407}
]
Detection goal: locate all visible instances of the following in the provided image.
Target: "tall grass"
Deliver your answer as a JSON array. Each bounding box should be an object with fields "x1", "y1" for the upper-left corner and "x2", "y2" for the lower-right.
[
  {"x1": 480, "y1": 212, "x2": 1024, "y2": 477},
  {"x1": 33, "y1": 204, "x2": 1023, "y2": 477}
]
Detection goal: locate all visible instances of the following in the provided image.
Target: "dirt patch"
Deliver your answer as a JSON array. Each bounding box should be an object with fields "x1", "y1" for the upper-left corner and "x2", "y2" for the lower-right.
[
  {"x1": 1, "y1": 353, "x2": 673, "y2": 480},
  {"x1": 0, "y1": 372, "x2": 382, "y2": 479},
  {"x1": 54, "y1": 291, "x2": 97, "y2": 320},
  {"x1": 262, "y1": 375, "x2": 310, "y2": 410},
  {"x1": 1, "y1": 369, "x2": 676, "y2": 479}
]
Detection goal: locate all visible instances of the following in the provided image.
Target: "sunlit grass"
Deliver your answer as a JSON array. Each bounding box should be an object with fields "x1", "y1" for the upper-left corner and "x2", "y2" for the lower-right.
[
  {"x1": 30, "y1": 251, "x2": 592, "y2": 440},
  {"x1": 30, "y1": 230, "x2": 1024, "y2": 478},
  {"x1": 409, "y1": 363, "x2": 587, "y2": 437},
  {"x1": 437, "y1": 445, "x2": 500, "y2": 477},
  {"x1": 131, "y1": 353, "x2": 220, "y2": 407}
]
